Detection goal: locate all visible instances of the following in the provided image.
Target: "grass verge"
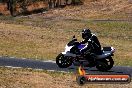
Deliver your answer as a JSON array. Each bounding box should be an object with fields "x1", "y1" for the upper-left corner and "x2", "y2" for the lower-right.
[{"x1": 0, "y1": 67, "x2": 131, "y2": 88}]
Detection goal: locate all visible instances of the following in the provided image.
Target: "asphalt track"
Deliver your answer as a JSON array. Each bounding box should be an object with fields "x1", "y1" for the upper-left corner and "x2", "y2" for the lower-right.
[{"x1": 0, "y1": 56, "x2": 132, "y2": 76}]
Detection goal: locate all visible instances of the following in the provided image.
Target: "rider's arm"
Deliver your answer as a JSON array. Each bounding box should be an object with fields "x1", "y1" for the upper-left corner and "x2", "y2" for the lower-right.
[{"x1": 91, "y1": 35, "x2": 101, "y2": 49}]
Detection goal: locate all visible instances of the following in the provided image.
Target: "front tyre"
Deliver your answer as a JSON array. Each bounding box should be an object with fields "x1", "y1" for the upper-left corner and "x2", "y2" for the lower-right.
[{"x1": 56, "y1": 53, "x2": 72, "y2": 68}]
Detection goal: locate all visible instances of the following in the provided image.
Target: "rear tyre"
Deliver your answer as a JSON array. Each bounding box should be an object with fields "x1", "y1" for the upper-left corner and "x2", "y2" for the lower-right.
[
  {"x1": 106, "y1": 57, "x2": 114, "y2": 70},
  {"x1": 96, "y1": 60, "x2": 109, "y2": 72},
  {"x1": 96, "y1": 57, "x2": 114, "y2": 71},
  {"x1": 56, "y1": 53, "x2": 72, "y2": 68}
]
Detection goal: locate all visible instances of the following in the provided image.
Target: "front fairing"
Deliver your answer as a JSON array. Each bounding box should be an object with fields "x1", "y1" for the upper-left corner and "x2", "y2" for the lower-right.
[
  {"x1": 62, "y1": 45, "x2": 76, "y2": 57},
  {"x1": 77, "y1": 44, "x2": 86, "y2": 50},
  {"x1": 62, "y1": 44, "x2": 86, "y2": 57},
  {"x1": 65, "y1": 44, "x2": 86, "y2": 52},
  {"x1": 64, "y1": 45, "x2": 73, "y2": 52}
]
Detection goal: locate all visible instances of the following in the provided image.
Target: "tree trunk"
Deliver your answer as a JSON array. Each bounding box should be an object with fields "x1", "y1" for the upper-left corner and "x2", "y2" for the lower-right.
[{"x1": 8, "y1": 0, "x2": 14, "y2": 16}]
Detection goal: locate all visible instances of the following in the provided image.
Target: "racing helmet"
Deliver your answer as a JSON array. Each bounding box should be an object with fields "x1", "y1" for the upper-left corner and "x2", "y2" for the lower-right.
[{"x1": 82, "y1": 28, "x2": 92, "y2": 39}]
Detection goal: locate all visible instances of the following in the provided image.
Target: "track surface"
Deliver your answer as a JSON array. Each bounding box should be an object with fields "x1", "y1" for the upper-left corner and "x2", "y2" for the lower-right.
[{"x1": 0, "y1": 56, "x2": 132, "y2": 76}]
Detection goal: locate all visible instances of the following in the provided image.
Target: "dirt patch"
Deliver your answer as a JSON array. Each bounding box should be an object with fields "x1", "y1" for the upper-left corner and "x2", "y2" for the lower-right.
[
  {"x1": 0, "y1": 3, "x2": 10, "y2": 15},
  {"x1": 26, "y1": 0, "x2": 131, "y2": 21},
  {"x1": 0, "y1": 0, "x2": 132, "y2": 19},
  {"x1": 15, "y1": 1, "x2": 48, "y2": 13},
  {"x1": 0, "y1": 1, "x2": 48, "y2": 15}
]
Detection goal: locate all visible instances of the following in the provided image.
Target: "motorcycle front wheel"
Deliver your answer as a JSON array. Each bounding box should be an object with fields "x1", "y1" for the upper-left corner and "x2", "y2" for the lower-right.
[{"x1": 56, "y1": 53, "x2": 72, "y2": 68}]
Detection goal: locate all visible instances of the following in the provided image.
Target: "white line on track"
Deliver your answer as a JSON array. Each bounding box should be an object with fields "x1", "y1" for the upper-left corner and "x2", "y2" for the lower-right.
[
  {"x1": 0, "y1": 66, "x2": 69, "y2": 73},
  {"x1": 43, "y1": 60, "x2": 56, "y2": 63}
]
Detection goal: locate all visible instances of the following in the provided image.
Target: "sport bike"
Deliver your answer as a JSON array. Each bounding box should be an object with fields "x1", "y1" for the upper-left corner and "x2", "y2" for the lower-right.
[{"x1": 56, "y1": 36, "x2": 115, "y2": 71}]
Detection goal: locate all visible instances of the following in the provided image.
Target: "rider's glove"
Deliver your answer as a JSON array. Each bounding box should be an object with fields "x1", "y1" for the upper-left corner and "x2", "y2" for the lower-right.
[{"x1": 88, "y1": 39, "x2": 93, "y2": 43}]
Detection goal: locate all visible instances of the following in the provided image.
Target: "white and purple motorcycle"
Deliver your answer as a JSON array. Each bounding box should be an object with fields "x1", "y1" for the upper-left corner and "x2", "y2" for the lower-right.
[{"x1": 56, "y1": 36, "x2": 115, "y2": 71}]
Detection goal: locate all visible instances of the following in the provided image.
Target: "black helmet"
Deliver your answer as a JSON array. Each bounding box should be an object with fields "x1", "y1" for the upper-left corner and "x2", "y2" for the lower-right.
[{"x1": 82, "y1": 29, "x2": 91, "y2": 39}]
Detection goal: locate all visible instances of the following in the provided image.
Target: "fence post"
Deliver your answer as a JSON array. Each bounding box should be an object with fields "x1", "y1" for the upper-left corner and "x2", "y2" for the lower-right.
[
  {"x1": 7, "y1": 0, "x2": 15, "y2": 16},
  {"x1": 48, "y1": 0, "x2": 52, "y2": 9}
]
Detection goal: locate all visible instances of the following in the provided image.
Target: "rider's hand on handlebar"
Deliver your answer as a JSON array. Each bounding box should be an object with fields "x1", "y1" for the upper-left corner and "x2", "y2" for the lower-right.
[{"x1": 88, "y1": 39, "x2": 93, "y2": 43}]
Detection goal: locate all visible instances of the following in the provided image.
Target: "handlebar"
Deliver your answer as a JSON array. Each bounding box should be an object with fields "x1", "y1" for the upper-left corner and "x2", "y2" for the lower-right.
[{"x1": 67, "y1": 36, "x2": 79, "y2": 46}]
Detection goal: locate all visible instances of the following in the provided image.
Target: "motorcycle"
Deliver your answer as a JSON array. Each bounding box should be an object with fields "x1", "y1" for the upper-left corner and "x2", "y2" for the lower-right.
[{"x1": 56, "y1": 36, "x2": 115, "y2": 71}]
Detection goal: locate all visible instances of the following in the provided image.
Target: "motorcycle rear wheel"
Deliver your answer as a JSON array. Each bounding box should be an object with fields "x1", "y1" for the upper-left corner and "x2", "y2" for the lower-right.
[
  {"x1": 96, "y1": 57, "x2": 114, "y2": 71},
  {"x1": 105, "y1": 57, "x2": 114, "y2": 70},
  {"x1": 96, "y1": 60, "x2": 109, "y2": 72},
  {"x1": 56, "y1": 53, "x2": 72, "y2": 68}
]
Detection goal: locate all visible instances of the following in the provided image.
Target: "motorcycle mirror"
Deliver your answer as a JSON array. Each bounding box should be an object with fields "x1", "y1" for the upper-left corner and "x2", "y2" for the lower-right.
[{"x1": 73, "y1": 35, "x2": 75, "y2": 38}]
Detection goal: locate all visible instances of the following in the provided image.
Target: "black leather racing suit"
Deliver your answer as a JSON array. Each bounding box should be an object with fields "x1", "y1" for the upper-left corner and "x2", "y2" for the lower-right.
[{"x1": 80, "y1": 33, "x2": 102, "y2": 55}]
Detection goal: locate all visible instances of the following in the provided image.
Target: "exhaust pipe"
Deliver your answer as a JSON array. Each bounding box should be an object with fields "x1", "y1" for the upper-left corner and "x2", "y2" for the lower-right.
[{"x1": 73, "y1": 60, "x2": 89, "y2": 66}]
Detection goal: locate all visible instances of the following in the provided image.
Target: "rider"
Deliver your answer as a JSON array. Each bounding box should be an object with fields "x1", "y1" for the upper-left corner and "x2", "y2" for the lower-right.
[{"x1": 80, "y1": 28, "x2": 102, "y2": 56}]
